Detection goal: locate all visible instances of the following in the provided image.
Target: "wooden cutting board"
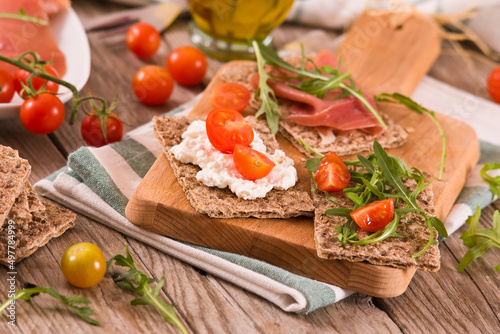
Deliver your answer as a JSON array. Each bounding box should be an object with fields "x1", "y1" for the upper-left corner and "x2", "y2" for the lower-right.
[{"x1": 125, "y1": 10, "x2": 480, "y2": 297}]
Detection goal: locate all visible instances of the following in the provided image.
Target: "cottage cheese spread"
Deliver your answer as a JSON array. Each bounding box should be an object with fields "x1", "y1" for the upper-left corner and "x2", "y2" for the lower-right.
[{"x1": 170, "y1": 120, "x2": 297, "y2": 200}]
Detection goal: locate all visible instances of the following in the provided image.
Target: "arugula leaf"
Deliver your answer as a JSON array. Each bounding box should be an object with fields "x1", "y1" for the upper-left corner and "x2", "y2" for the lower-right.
[
  {"x1": 252, "y1": 40, "x2": 281, "y2": 134},
  {"x1": 480, "y1": 163, "x2": 500, "y2": 198},
  {"x1": 458, "y1": 206, "x2": 500, "y2": 272},
  {"x1": 0, "y1": 286, "x2": 100, "y2": 326},
  {"x1": 375, "y1": 93, "x2": 447, "y2": 180},
  {"x1": 251, "y1": 41, "x2": 387, "y2": 131},
  {"x1": 107, "y1": 246, "x2": 188, "y2": 334}
]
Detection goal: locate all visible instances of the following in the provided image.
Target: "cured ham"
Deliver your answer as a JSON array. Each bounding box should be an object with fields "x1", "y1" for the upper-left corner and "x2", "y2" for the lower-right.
[
  {"x1": 0, "y1": 0, "x2": 68, "y2": 77},
  {"x1": 251, "y1": 50, "x2": 384, "y2": 135}
]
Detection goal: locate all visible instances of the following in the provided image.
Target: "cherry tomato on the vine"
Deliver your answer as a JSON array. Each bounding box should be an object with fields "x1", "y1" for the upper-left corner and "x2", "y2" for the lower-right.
[
  {"x1": 126, "y1": 23, "x2": 161, "y2": 59},
  {"x1": 350, "y1": 198, "x2": 395, "y2": 232},
  {"x1": 132, "y1": 65, "x2": 174, "y2": 105},
  {"x1": 81, "y1": 111, "x2": 124, "y2": 147},
  {"x1": 166, "y1": 46, "x2": 207, "y2": 86},
  {"x1": 206, "y1": 108, "x2": 254, "y2": 154},
  {"x1": 233, "y1": 144, "x2": 275, "y2": 180},
  {"x1": 487, "y1": 66, "x2": 500, "y2": 104},
  {"x1": 14, "y1": 64, "x2": 60, "y2": 98},
  {"x1": 0, "y1": 69, "x2": 14, "y2": 103},
  {"x1": 210, "y1": 82, "x2": 251, "y2": 112},
  {"x1": 20, "y1": 93, "x2": 65, "y2": 135},
  {"x1": 313, "y1": 152, "x2": 351, "y2": 192},
  {"x1": 61, "y1": 243, "x2": 106, "y2": 288}
]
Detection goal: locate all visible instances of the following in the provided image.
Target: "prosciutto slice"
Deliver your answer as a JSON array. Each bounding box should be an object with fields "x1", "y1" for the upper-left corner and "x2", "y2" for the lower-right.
[
  {"x1": 252, "y1": 50, "x2": 383, "y2": 135},
  {"x1": 0, "y1": 0, "x2": 68, "y2": 77}
]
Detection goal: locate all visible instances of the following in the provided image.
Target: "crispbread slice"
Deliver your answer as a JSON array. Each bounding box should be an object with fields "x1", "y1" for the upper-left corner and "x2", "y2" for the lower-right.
[
  {"x1": 217, "y1": 60, "x2": 408, "y2": 157},
  {"x1": 279, "y1": 119, "x2": 408, "y2": 158},
  {"x1": 153, "y1": 116, "x2": 314, "y2": 219},
  {"x1": 0, "y1": 145, "x2": 31, "y2": 225},
  {"x1": 0, "y1": 195, "x2": 76, "y2": 265},
  {"x1": 313, "y1": 177, "x2": 440, "y2": 271}
]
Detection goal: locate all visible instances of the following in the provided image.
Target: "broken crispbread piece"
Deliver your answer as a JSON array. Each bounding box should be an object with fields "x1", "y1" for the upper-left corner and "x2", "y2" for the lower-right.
[
  {"x1": 217, "y1": 60, "x2": 408, "y2": 157},
  {"x1": 0, "y1": 146, "x2": 31, "y2": 225},
  {"x1": 313, "y1": 177, "x2": 440, "y2": 271},
  {"x1": 0, "y1": 190, "x2": 76, "y2": 265},
  {"x1": 153, "y1": 116, "x2": 314, "y2": 219}
]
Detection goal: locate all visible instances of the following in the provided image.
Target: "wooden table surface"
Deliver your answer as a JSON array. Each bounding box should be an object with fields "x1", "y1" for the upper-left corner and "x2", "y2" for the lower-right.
[{"x1": 1, "y1": 1, "x2": 499, "y2": 333}]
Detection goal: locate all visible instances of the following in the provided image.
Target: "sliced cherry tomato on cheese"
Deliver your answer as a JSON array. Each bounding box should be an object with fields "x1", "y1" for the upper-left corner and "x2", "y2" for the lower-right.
[
  {"x1": 313, "y1": 152, "x2": 351, "y2": 192},
  {"x1": 206, "y1": 108, "x2": 254, "y2": 153},
  {"x1": 350, "y1": 198, "x2": 395, "y2": 232},
  {"x1": 233, "y1": 144, "x2": 275, "y2": 180},
  {"x1": 210, "y1": 82, "x2": 251, "y2": 112}
]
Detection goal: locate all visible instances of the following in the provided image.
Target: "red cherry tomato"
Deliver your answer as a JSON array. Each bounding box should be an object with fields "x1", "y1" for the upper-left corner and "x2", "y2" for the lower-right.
[
  {"x1": 14, "y1": 64, "x2": 60, "y2": 98},
  {"x1": 132, "y1": 65, "x2": 174, "y2": 105},
  {"x1": 205, "y1": 108, "x2": 254, "y2": 153},
  {"x1": 314, "y1": 152, "x2": 351, "y2": 192},
  {"x1": 233, "y1": 144, "x2": 275, "y2": 180},
  {"x1": 210, "y1": 82, "x2": 251, "y2": 112},
  {"x1": 166, "y1": 46, "x2": 207, "y2": 86},
  {"x1": 0, "y1": 69, "x2": 14, "y2": 103},
  {"x1": 81, "y1": 111, "x2": 124, "y2": 147},
  {"x1": 61, "y1": 243, "x2": 106, "y2": 288},
  {"x1": 126, "y1": 23, "x2": 161, "y2": 59},
  {"x1": 350, "y1": 198, "x2": 395, "y2": 232},
  {"x1": 20, "y1": 93, "x2": 65, "y2": 135},
  {"x1": 487, "y1": 66, "x2": 500, "y2": 104}
]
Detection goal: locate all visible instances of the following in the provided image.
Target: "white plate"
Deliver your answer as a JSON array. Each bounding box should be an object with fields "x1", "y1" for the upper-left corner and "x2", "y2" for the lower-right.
[{"x1": 0, "y1": 7, "x2": 91, "y2": 119}]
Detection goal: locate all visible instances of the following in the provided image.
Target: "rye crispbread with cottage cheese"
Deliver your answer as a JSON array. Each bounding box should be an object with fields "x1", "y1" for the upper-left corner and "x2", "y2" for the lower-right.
[
  {"x1": 218, "y1": 60, "x2": 408, "y2": 157},
  {"x1": 313, "y1": 175, "x2": 440, "y2": 271},
  {"x1": 153, "y1": 116, "x2": 314, "y2": 219},
  {"x1": 0, "y1": 145, "x2": 76, "y2": 265}
]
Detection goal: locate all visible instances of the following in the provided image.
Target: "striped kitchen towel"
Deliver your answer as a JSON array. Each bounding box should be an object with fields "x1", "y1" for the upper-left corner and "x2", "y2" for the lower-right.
[{"x1": 35, "y1": 77, "x2": 500, "y2": 314}]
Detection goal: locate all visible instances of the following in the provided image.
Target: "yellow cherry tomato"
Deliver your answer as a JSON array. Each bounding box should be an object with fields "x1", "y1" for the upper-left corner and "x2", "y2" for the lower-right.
[{"x1": 61, "y1": 243, "x2": 106, "y2": 288}]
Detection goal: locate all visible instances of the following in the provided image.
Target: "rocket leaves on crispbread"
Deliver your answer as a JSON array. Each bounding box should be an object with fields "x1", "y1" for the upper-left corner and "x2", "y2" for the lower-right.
[{"x1": 304, "y1": 141, "x2": 448, "y2": 258}]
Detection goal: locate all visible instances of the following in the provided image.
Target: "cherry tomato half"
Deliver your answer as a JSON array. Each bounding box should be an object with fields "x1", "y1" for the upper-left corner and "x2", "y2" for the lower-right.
[
  {"x1": 81, "y1": 111, "x2": 124, "y2": 147},
  {"x1": 132, "y1": 65, "x2": 174, "y2": 105},
  {"x1": 126, "y1": 23, "x2": 161, "y2": 59},
  {"x1": 206, "y1": 108, "x2": 254, "y2": 153},
  {"x1": 166, "y1": 46, "x2": 207, "y2": 86},
  {"x1": 0, "y1": 69, "x2": 14, "y2": 103},
  {"x1": 61, "y1": 243, "x2": 106, "y2": 288},
  {"x1": 314, "y1": 152, "x2": 351, "y2": 192},
  {"x1": 350, "y1": 198, "x2": 395, "y2": 232},
  {"x1": 14, "y1": 64, "x2": 60, "y2": 98},
  {"x1": 233, "y1": 144, "x2": 275, "y2": 180},
  {"x1": 487, "y1": 66, "x2": 500, "y2": 104},
  {"x1": 210, "y1": 82, "x2": 251, "y2": 112},
  {"x1": 20, "y1": 93, "x2": 65, "y2": 135}
]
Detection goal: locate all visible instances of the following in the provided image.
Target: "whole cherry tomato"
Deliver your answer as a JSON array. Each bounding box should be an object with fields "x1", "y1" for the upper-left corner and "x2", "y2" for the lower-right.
[
  {"x1": 0, "y1": 69, "x2": 15, "y2": 103},
  {"x1": 210, "y1": 82, "x2": 251, "y2": 112},
  {"x1": 350, "y1": 198, "x2": 395, "y2": 232},
  {"x1": 206, "y1": 108, "x2": 254, "y2": 153},
  {"x1": 61, "y1": 243, "x2": 106, "y2": 288},
  {"x1": 126, "y1": 23, "x2": 161, "y2": 59},
  {"x1": 487, "y1": 66, "x2": 500, "y2": 104},
  {"x1": 20, "y1": 93, "x2": 65, "y2": 135},
  {"x1": 166, "y1": 46, "x2": 207, "y2": 86},
  {"x1": 233, "y1": 144, "x2": 275, "y2": 180},
  {"x1": 81, "y1": 111, "x2": 124, "y2": 147},
  {"x1": 14, "y1": 64, "x2": 60, "y2": 98},
  {"x1": 132, "y1": 65, "x2": 174, "y2": 105},
  {"x1": 314, "y1": 152, "x2": 351, "y2": 192}
]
